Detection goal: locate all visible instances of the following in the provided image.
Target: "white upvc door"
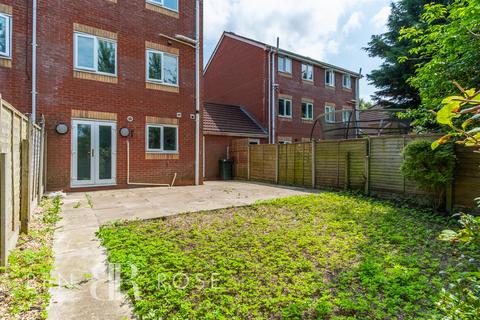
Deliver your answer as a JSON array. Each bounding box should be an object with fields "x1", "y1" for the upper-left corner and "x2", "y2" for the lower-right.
[{"x1": 71, "y1": 120, "x2": 117, "y2": 187}]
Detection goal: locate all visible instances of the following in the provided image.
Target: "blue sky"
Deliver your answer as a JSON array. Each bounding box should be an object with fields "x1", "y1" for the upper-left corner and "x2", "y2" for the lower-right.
[{"x1": 203, "y1": 0, "x2": 392, "y2": 101}]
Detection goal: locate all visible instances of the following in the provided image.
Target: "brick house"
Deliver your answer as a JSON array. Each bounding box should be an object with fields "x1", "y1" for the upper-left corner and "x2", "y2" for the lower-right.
[
  {"x1": 204, "y1": 32, "x2": 361, "y2": 143},
  {"x1": 0, "y1": 0, "x2": 203, "y2": 191}
]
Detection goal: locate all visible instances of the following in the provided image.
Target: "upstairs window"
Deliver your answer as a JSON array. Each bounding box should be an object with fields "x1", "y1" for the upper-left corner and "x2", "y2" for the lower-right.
[
  {"x1": 146, "y1": 0, "x2": 179, "y2": 12},
  {"x1": 74, "y1": 33, "x2": 117, "y2": 75},
  {"x1": 0, "y1": 13, "x2": 12, "y2": 58},
  {"x1": 146, "y1": 125, "x2": 179, "y2": 153},
  {"x1": 325, "y1": 105, "x2": 336, "y2": 123},
  {"x1": 147, "y1": 49, "x2": 179, "y2": 86},
  {"x1": 302, "y1": 64, "x2": 314, "y2": 81},
  {"x1": 342, "y1": 74, "x2": 351, "y2": 89},
  {"x1": 278, "y1": 56, "x2": 292, "y2": 74},
  {"x1": 301, "y1": 102, "x2": 313, "y2": 120},
  {"x1": 342, "y1": 109, "x2": 352, "y2": 123},
  {"x1": 278, "y1": 98, "x2": 292, "y2": 118},
  {"x1": 325, "y1": 69, "x2": 335, "y2": 87}
]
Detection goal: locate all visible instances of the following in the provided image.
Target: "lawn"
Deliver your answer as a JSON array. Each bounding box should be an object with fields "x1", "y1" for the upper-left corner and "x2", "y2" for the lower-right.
[{"x1": 97, "y1": 193, "x2": 476, "y2": 319}]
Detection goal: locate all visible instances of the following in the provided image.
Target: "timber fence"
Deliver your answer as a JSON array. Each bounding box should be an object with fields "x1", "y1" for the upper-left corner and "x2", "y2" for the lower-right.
[
  {"x1": 230, "y1": 136, "x2": 480, "y2": 211},
  {"x1": 0, "y1": 95, "x2": 46, "y2": 266}
]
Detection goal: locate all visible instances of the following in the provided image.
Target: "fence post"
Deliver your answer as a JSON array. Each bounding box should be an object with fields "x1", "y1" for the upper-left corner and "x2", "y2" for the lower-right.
[
  {"x1": 311, "y1": 140, "x2": 316, "y2": 188},
  {"x1": 365, "y1": 138, "x2": 371, "y2": 195},
  {"x1": 37, "y1": 118, "x2": 45, "y2": 202},
  {"x1": 275, "y1": 144, "x2": 279, "y2": 184},
  {"x1": 247, "y1": 144, "x2": 251, "y2": 181},
  {"x1": 20, "y1": 139, "x2": 30, "y2": 234},
  {"x1": 0, "y1": 153, "x2": 6, "y2": 266},
  {"x1": 344, "y1": 152, "x2": 350, "y2": 190}
]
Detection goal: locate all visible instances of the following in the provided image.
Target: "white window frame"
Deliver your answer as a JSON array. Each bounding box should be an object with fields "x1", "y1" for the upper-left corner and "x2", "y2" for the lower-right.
[
  {"x1": 325, "y1": 105, "x2": 336, "y2": 123},
  {"x1": 301, "y1": 102, "x2": 313, "y2": 120},
  {"x1": 278, "y1": 98, "x2": 292, "y2": 118},
  {"x1": 342, "y1": 109, "x2": 352, "y2": 123},
  {"x1": 145, "y1": 124, "x2": 179, "y2": 154},
  {"x1": 146, "y1": 0, "x2": 179, "y2": 13},
  {"x1": 342, "y1": 74, "x2": 351, "y2": 89},
  {"x1": 302, "y1": 64, "x2": 314, "y2": 81},
  {"x1": 278, "y1": 56, "x2": 292, "y2": 74},
  {"x1": 74, "y1": 32, "x2": 117, "y2": 76},
  {"x1": 146, "y1": 49, "x2": 179, "y2": 87},
  {"x1": 248, "y1": 139, "x2": 260, "y2": 145},
  {"x1": 279, "y1": 140, "x2": 292, "y2": 145},
  {"x1": 325, "y1": 69, "x2": 335, "y2": 87},
  {"x1": 0, "y1": 13, "x2": 12, "y2": 58}
]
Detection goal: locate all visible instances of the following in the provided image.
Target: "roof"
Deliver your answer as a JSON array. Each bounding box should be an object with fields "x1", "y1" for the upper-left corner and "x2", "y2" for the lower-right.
[
  {"x1": 203, "y1": 103, "x2": 268, "y2": 138},
  {"x1": 205, "y1": 31, "x2": 361, "y2": 77}
]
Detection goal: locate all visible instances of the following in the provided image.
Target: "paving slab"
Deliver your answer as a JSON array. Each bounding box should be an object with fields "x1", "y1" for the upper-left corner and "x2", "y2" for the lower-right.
[{"x1": 48, "y1": 181, "x2": 316, "y2": 319}]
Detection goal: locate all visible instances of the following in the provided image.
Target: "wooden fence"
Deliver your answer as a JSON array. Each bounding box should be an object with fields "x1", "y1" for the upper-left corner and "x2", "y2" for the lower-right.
[
  {"x1": 230, "y1": 136, "x2": 480, "y2": 211},
  {"x1": 0, "y1": 95, "x2": 46, "y2": 266}
]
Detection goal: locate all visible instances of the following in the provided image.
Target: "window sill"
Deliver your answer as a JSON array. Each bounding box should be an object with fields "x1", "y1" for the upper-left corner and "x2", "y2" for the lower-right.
[
  {"x1": 145, "y1": 2, "x2": 179, "y2": 19},
  {"x1": 74, "y1": 70, "x2": 118, "y2": 84},
  {"x1": 146, "y1": 153, "x2": 180, "y2": 160},
  {"x1": 278, "y1": 71, "x2": 292, "y2": 78},
  {"x1": 342, "y1": 87, "x2": 352, "y2": 92},
  {"x1": 0, "y1": 56, "x2": 12, "y2": 68},
  {"x1": 325, "y1": 84, "x2": 336, "y2": 89},
  {"x1": 301, "y1": 119, "x2": 314, "y2": 123},
  {"x1": 146, "y1": 81, "x2": 180, "y2": 93},
  {"x1": 278, "y1": 116, "x2": 292, "y2": 122},
  {"x1": 302, "y1": 79, "x2": 314, "y2": 85}
]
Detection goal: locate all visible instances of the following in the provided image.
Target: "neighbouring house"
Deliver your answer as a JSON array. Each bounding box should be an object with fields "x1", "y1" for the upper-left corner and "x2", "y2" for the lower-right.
[
  {"x1": 0, "y1": 0, "x2": 203, "y2": 191},
  {"x1": 204, "y1": 32, "x2": 361, "y2": 143},
  {"x1": 203, "y1": 102, "x2": 267, "y2": 180}
]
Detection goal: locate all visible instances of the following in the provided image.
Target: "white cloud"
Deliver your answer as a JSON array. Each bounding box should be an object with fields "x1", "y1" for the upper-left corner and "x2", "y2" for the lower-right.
[
  {"x1": 372, "y1": 6, "x2": 391, "y2": 30},
  {"x1": 343, "y1": 12, "x2": 363, "y2": 34},
  {"x1": 204, "y1": 0, "x2": 374, "y2": 60}
]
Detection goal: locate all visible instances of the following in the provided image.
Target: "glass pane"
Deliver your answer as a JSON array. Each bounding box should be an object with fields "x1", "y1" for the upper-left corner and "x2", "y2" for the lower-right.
[
  {"x1": 286, "y1": 101, "x2": 291, "y2": 116},
  {"x1": 77, "y1": 124, "x2": 91, "y2": 181},
  {"x1": 301, "y1": 65, "x2": 307, "y2": 79},
  {"x1": 148, "y1": 52, "x2": 162, "y2": 81},
  {"x1": 286, "y1": 58, "x2": 292, "y2": 73},
  {"x1": 302, "y1": 103, "x2": 306, "y2": 118},
  {"x1": 163, "y1": 54, "x2": 178, "y2": 85},
  {"x1": 0, "y1": 16, "x2": 6, "y2": 54},
  {"x1": 148, "y1": 127, "x2": 161, "y2": 150},
  {"x1": 98, "y1": 40, "x2": 116, "y2": 74},
  {"x1": 164, "y1": 0, "x2": 178, "y2": 11},
  {"x1": 163, "y1": 127, "x2": 177, "y2": 151},
  {"x1": 99, "y1": 125, "x2": 112, "y2": 180},
  {"x1": 77, "y1": 35, "x2": 95, "y2": 69},
  {"x1": 279, "y1": 100, "x2": 285, "y2": 116}
]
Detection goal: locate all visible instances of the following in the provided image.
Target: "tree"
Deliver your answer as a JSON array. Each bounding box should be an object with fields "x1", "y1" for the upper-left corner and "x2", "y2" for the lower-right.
[
  {"x1": 359, "y1": 98, "x2": 373, "y2": 110},
  {"x1": 400, "y1": 0, "x2": 480, "y2": 131},
  {"x1": 365, "y1": 0, "x2": 449, "y2": 110}
]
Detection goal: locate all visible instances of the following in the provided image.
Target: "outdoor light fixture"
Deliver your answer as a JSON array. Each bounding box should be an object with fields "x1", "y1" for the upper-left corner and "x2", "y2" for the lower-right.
[
  {"x1": 127, "y1": 116, "x2": 134, "y2": 123},
  {"x1": 55, "y1": 123, "x2": 68, "y2": 135},
  {"x1": 119, "y1": 127, "x2": 130, "y2": 138}
]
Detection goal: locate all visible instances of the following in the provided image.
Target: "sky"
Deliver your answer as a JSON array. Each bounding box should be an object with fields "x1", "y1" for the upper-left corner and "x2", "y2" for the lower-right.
[{"x1": 203, "y1": 0, "x2": 392, "y2": 102}]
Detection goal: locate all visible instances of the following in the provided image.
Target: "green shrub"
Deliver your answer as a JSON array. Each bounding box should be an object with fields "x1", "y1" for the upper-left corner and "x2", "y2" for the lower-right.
[{"x1": 400, "y1": 139, "x2": 456, "y2": 209}]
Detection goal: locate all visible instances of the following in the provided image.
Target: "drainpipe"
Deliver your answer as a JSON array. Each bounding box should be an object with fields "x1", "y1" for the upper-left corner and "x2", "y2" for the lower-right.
[
  {"x1": 31, "y1": 0, "x2": 38, "y2": 122},
  {"x1": 194, "y1": 0, "x2": 200, "y2": 185},
  {"x1": 355, "y1": 68, "x2": 362, "y2": 138},
  {"x1": 267, "y1": 50, "x2": 271, "y2": 144},
  {"x1": 271, "y1": 49, "x2": 276, "y2": 144}
]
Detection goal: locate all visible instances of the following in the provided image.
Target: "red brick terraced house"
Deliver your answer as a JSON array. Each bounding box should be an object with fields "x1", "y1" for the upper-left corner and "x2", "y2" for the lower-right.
[
  {"x1": 0, "y1": 0, "x2": 203, "y2": 191},
  {"x1": 204, "y1": 32, "x2": 361, "y2": 143}
]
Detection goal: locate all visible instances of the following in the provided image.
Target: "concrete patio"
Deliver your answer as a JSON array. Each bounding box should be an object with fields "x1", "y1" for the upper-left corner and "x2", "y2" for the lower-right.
[{"x1": 47, "y1": 181, "x2": 316, "y2": 319}]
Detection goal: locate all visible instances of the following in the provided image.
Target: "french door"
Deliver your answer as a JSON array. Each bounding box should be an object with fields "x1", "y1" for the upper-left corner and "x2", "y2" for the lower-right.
[{"x1": 71, "y1": 120, "x2": 117, "y2": 187}]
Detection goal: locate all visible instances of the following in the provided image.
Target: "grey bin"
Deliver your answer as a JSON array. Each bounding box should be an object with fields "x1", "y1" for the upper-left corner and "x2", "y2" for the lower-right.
[{"x1": 219, "y1": 159, "x2": 234, "y2": 180}]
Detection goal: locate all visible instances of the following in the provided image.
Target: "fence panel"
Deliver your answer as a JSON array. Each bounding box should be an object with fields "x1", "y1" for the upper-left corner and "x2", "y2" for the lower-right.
[
  {"x1": 230, "y1": 139, "x2": 249, "y2": 180},
  {"x1": 454, "y1": 146, "x2": 480, "y2": 210},
  {"x1": 0, "y1": 96, "x2": 45, "y2": 266}
]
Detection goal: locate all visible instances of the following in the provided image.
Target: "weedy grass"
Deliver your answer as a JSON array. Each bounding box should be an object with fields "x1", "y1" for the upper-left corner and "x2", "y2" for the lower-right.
[
  {"x1": 97, "y1": 192, "x2": 476, "y2": 319},
  {"x1": 0, "y1": 195, "x2": 63, "y2": 320}
]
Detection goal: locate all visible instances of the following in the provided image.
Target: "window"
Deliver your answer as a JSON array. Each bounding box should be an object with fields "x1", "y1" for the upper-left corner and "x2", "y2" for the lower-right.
[
  {"x1": 302, "y1": 64, "x2": 314, "y2": 81},
  {"x1": 278, "y1": 98, "x2": 292, "y2": 118},
  {"x1": 146, "y1": 0, "x2": 179, "y2": 12},
  {"x1": 0, "y1": 13, "x2": 12, "y2": 58},
  {"x1": 325, "y1": 105, "x2": 336, "y2": 123},
  {"x1": 342, "y1": 74, "x2": 351, "y2": 89},
  {"x1": 147, "y1": 49, "x2": 179, "y2": 86},
  {"x1": 249, "y1": 139, "x2": 260, "y2": 145},
  {"x1": 74, "y1": 33, "x2": 117, "y2": 75},
  {"x1": 325, "y1": 69, "x2": 335, "y2": 87},
  {"x1": 279, "y1": 139, "x2": 292, "y2": 144},
  {"x1": 146, "y1": 125, "x2": 179, "y2": 153},
  {"x1": 278, "y1": 56, "x2": 292, "y2": 74},
  {"x1": 342, "y1": 109, "x2": 352, "y2": 123},
  {"x1": 301, "y1": 102, "x2": 313, "y2": 120}
]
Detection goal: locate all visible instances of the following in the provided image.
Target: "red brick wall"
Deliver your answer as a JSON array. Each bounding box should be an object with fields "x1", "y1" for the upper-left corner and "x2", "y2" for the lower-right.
[
  {"x1": 2, "y1": 0, "x2": 203, "y2": 191},
  {"x1": 204, "y1": 35, "x2": 267, "y2": 124},
  {"x1": 0, "y1": 0, "x2": 31, "y2": 113},
  {"x1": 275, "y1": 60, "x2": 357, "y2": 142}
]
